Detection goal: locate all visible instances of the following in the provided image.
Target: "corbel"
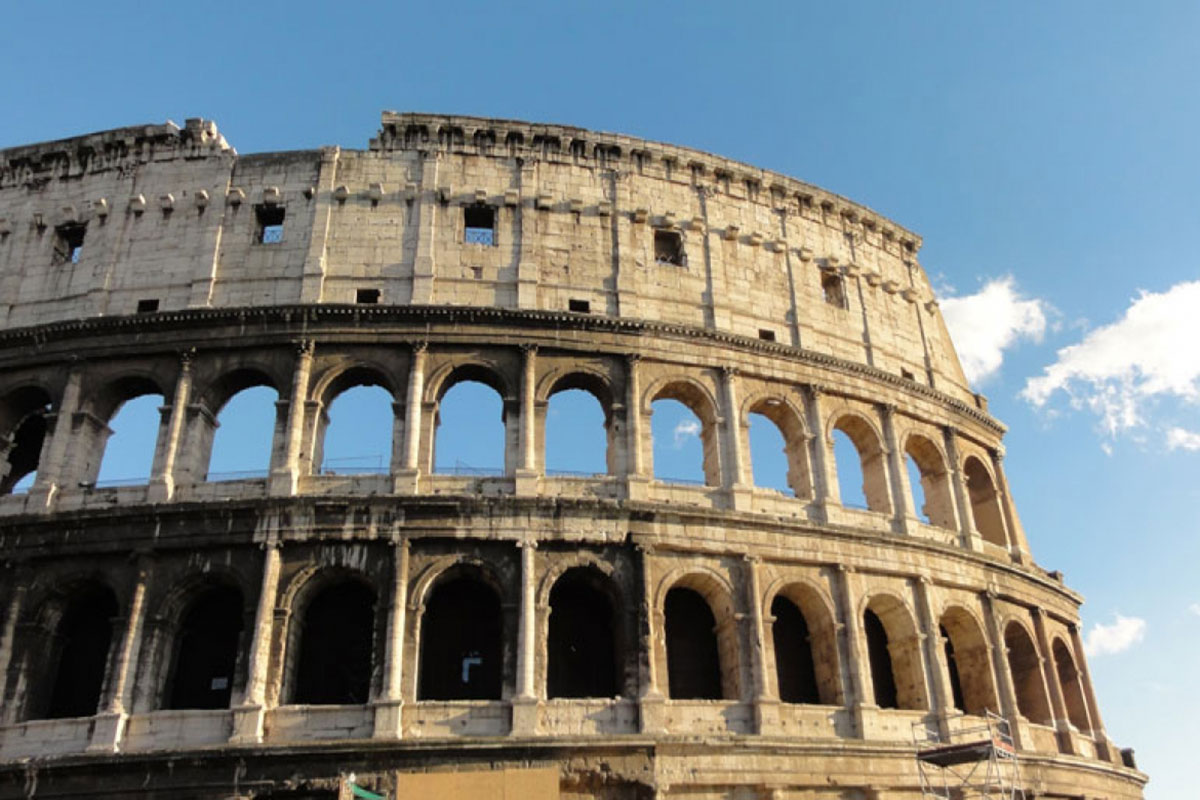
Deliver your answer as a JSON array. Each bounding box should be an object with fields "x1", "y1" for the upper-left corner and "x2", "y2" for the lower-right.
[
  {"x1": 128, "y1": 194, "x2": 147, "y2": 214},
  {"x1": 158, "y1": 194, "x2": 175, "y2": 213},
  {"x1": 840, "y1": 262, "x2": 860, "y2": 278},
  {"x1": 631, "y1": 207, "x2": 649, "y2": 224},
  {"x1": 226, "y1": 187, "x2": 245, "y2": 206},
  {"x1": 882, "y1": 279, "x2": 900, "y2": 294},
  {"x1": 596, "y1": 200, "x2": 612, "y2": 216},
  {"x1": 93, "y1": 198, "x2": 110, "y2": 218},
  {"x1": 333, "y1": 185, "x2": 350, "y2": 202},
  {"x1": 262, "y1": 186, "x2": 282, "y2": 206},
  {"x1": 864, "y1": 271, "x2": 883, "y2": 287},
  {"x1": 747, "y1": 231, "x2": 764, "y2": 247},
  {"x1": 723, "y1": 224, "x2": 739, "y2": 241},
  {"x1": 193, "y1": 190, "x2": 209, "y2": 210},
  {"x1": 503, "y1": 189, "x2": 520, "y2": 207},
  {"x1": 900, "y1": 288, "x2": 919, "y2": 303},
  {"x1": 0, "y1": 217, "x2": 10, "y2": 236},
  {"x1": 474, "y1": 188, "x2": 488, "y2": 204},
  {"x1": 686, "y1": 216, "x2": 705, "y2": 232},
  {"x1": 367, "y1": 182, "x2": 386, "y2": 202},
  {"x1": 436, "y1": 185, "x2": 452, "y2": 204},
  {"x1": 569, "y1": 198, "x2": 584, "y2": 214},
  {"x1": 536, "y1": 192, "x2": 553, "y2": 210}
]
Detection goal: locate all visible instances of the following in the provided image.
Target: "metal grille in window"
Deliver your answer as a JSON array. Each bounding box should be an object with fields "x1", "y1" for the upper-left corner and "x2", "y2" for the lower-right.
[
  {"x1": 465, "y1": 227, "x2": 494, "y2": 245},
  {"x1": 261, "y1": 224, "x2": 284, "y2": 244}
]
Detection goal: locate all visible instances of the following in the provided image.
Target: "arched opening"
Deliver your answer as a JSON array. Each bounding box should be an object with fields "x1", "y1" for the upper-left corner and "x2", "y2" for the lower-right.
[
  {"x1": 40, "y1": 584, "x2": 118, "y2": 719},
  {"x1": 863, "y1": 596, "x2": 927, "y2": 711},
  {"x1": 1053, "y1": 639, "x2": 1091, "y2": 731},
  {"x1": 207, "y1": 385, "x2": 278, "y2": 480},
  {"x1": 664, "y1": 587, "x2": 723, "y2": 699},
  {"x1": 547, "y1": 567, "x2": 619, "y2": 698},
  {"x1": 292, "y1": 579, "x2": 375, "y2": 705},
  {"x1": 904, "y1": 435, "x2": 956, "y2": 528},
  {"x1": 939, "y1": 607, "x2": 998, "y2": 717},
  {"x1": 771, "y1": 595, "x2": 819, "y2": 703},
  {"x1": 418, "y1": 572, "x2": 503, "y2": 700},
  {"x1": 650, "y1": 380, "x2": 720, "y2": 486},
  {"x1": 96, "y1": 390, "x2": 164, "y2": 486},
  {"x1": 747, "y1": 398, "x2": 812, "y2": 498},
  {"x1": 831, "y1": 415, "x2": 890, "y2": 513},
  {"x1": 433, "y1": 371, "x2": 507, "y2": 476},
  {"x1": 319, "y1": 384, "x2": 394, "y2": 475},
  {"x1": 545, "y1": 383, "x2": 610, "y2": 476},
  {"x1": 0, "y1": 388, "x2": 51, "y2": 495},
  {"x1": 166, "y1": 584, "x2": 243, "y2": 709},
  {"x1": 1004, "y1": 621, "x2": 1051, "y2": 724},
  {"x1": 964, "y1": 456, "x2": 1007, "y2": 547}
]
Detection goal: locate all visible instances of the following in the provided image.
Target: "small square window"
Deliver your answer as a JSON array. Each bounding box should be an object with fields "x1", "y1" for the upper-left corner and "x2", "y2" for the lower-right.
[
  {"x1": 654, "y1": 229, "x2": 684, "y2": 266},
  {"x1": 569, "y1": 299, "x2": 591, "y2": 313},
  {"x1": 758, "y1": 329, "x2": 776, "y2": 342},
  {"x1": 821, "y1": 272, "x2": 847, "y2": 308},
  {"x1": 464, "y1": 205, "x2": 495, "y2": 246},
  {"x1": 52, "y1": 222, "x2": 86, "y2": 265},
  {"x1": 901, "y1": 368, "x2": 916, "y2": 381},
  {"x1": 471, "y1": 266, "x2": 484, "y2": 280},
  {"x1": 356, "y1": 288, "x2": 381, "y2": 304},
  {"x1": 136, "y1": 299, "x2": 159, "y2": 314},
  {"x1": 254, "y1": 204, "x2": 285, "y2": 244}
]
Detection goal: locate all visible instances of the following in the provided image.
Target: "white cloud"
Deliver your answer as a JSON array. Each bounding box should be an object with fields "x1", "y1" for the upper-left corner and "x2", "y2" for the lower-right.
[
  {"x1": 1167, "y1": 427, "x2": 1200, "y2": 452},
  {"x1": 1022, "y1": 280, "x2": 1200, "y2": 437},
  {"x1": 1084, "y1": 614, "x2": 1146, "y2": 657},
  {"x1": 1188, "y1": 603, "x2": 1200, "y2": 618},
  {"x1": 672, "y1": 419, "x2": 700, "y2": 448},
  {"x1": 940, "y1": 276, "x2": 1049, "y2": 385}
]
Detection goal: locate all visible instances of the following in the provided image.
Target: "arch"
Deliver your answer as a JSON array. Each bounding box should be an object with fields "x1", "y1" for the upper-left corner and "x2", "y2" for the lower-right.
[
  {"x1": 862, "y1": 593, "x2": 927, "y2": 711},
  {"x1": 310, "y1": 362, "x2": 397, "y2": 409},
  {"x1": 317, "y1": 380, "x2": 396, "y2": 475},
  {"x1": 964, "y1": 455, "x2": 1008, "y2": 547},
  {"x1": 830, "y1": 411, "x2": 891, "y2": 514},
  {"x1": 418, "y1": 565, "x2": 504, "y2": 700},
  {"x1": 903, "y1": 432, "x2": 956, "y2": 529},
  {"x1": 659, "y1": 568, "x2": 739, "y2": 700},
  {"x1": 647, "y1": 377, "x2": 722, "y2": 487},
  {"x1": 290, "y1": 574, "x2": 376, "y2": 705},
  {"x1": 536, "y1": 366, "x2": 614, "y2": 411},
  {"x1": 544, "y1": 381, "x2": 611, "y2": 476},
  {"x1": 33, "y1": 581, "x2": 119, "y2": 719},
  {"x1": 766, "y1": 580, "x2": 841, "y2": 705},
  {"x1": 938, "y1": 606, "x2": 998, "y2": 716},
  {"x1": 89, "y1": 372, "x2": 167, "y2": 423},
  {"x1": 1052, "y1": 637, "x2": 1090, "y2": 731},
  {"x1": 195, "y1": 366, "x2": 280, "y2": 418},
  {"x1": 547, "y1": 566, "x2": 621, "y2": 698},
  {"x1": 165, "y1": 583, "x2": 244, "y2": 709},
  {"x1": 206, "y1": 385, "x2": 279, "y2": 479},
  {"x1": 424, "y1": 360, "x2": 510, "y2": 406},
  {"x1": 94, "y1": 378, "x2": 166, "y2": 485},
  {"x1": 1004, "y1": 620, "x2": 1052, "y2": 724},
  {"x1": 430, "y1": 364, "x2": 508, "y2": 475},
  {"x1": 0, "y1": 385, "x2": 52, "y2": 494},
  {"x1": 744, "y1": 393, "x2": 813, "y2": 499}
]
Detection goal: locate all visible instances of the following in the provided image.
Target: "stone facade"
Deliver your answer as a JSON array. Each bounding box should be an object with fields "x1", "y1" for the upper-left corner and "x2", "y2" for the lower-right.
[{"x1": 0, "y1": 114, "x2": 1145, "y2": 799}]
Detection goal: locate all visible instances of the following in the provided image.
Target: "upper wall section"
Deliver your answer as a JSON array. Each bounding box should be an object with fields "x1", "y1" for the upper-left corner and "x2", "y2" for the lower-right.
[{"x1": 0, "y1": 112, "x2": 974, "y2": 401}]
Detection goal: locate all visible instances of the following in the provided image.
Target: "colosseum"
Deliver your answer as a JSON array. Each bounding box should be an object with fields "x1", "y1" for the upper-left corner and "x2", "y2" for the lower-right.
[{"x1": 0, "y1": 113, "x2": 1145, "y2": 799}]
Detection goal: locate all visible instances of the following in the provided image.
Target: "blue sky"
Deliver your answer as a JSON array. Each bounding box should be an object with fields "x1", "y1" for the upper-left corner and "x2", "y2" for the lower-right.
[{"x1": 4, "y1": 2, "x2": 1197, "y2": 795}]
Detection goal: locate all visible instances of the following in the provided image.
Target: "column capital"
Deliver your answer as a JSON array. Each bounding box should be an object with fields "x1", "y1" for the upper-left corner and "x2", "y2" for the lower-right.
[
  {"x1": 516, "y1": 538, "x2": 538, "y2": 550},
  {"x1": 625, "y1": 352, "x2": 643, "y2": 366},
  {"x1": 743, "y1": 553, "x2": 762, "y2": 565},
  {"x1": 177, "y1": 347, "x2": 196, "y2": 369},
  {"x1": 720, "y1": 365, "x2": 739, "y2": 378},
  {"x1": 294, "y1": 338, "x2": 315, "y2": 356},
  {"x1": 410, "y1": 339, "x2": 428, "y2": 355},
  {"x1": 519, "y1": 342, "x2": 539, "y2": 356}
]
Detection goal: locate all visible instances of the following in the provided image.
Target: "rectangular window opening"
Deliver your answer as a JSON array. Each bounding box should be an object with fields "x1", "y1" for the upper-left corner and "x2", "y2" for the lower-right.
[
  {"x1": 569, "y1": 298, "x2": 591, "y2": 313},
  {"x1": 356, "y1": 288, "x2": 381, "y2": 304},
  {"x1": 254, "y1": 204, "x2": 286, "y2": 244},
  {"x1": 471, "y1": 266, "x2": 484, "y2": 280},
  {"x1": 654, "y1": 229, "x2": 685, "y2": 266},
  {"x1": 52, "y1": 222, "x2": 87, "y2": 265},
  {"x1": 821, "y1": 272, "x2": 847, "y2": 308},
  {"x1": 464, "y1": 205, "x2": 496, "y2": 246},
  {"x1": 136, "y1": 298, "x2": 159, "y2": 314},
  {"x1": 901, "y1": 368, "x2": 916, "y2": 381},
  {"x1": 758, "y1": 329, "x2": 776, "y2": 342}
]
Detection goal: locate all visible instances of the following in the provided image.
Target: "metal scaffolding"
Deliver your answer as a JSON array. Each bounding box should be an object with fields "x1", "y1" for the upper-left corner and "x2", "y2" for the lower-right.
[{"x1": 913, "y1": 712, "x2": 1025, "y2": 800}]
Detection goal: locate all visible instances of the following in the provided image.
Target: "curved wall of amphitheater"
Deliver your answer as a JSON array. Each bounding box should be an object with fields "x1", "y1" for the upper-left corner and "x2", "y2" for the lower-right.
[{"x1": 0, "y1": 114, "x2": 1144, "y2": 799}]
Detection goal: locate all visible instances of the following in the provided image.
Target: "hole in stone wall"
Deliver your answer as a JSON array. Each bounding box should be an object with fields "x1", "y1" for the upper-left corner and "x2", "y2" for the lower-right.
[
  {"x1": 293, "y1": 580, "x2": 375, "y2": 705},
  {"x1": 748, "y1": 412, "x2": 791, "y2": 494},
  {"x1": 832, "y1": 428, "x2": 869, "y2": 510},
  {"x1": 41, "y1": 584, "x2": 118, "y2": 719},
  {"x1": 208, "y1": 386, "x2": 278, "y2": 480},
  {"x1": 654, "y1": 229, "x2": 684, "y2": 266},
  {"x1": 1, "y1": 408, "x2": 48, "y2": 495},
  {"x1": 464, "y1": 205, "x2": 496, "y2": 246},
  {"x1": 167, "y1": 585, "x2": 244, "y2": 710},
  {"x1": 758, "y1": 329, "x2": 776, "y2": 342},
  {"x1": 320, "y1": 385, "x2": 393, "y2": 475},
  {"x1": 418, "y1": 575, "x2": 503, "y2": 700},
  {"x1": 355, "y1": 288, "x2": 381, "y2": 304},
  {"x1": 97, "y1": 393, "x2": 165, "y2": 486},
  {"x1": 651, "y1": 398, "x2": 705, "y2": 485},
  {"x1": 906, "y1": 454, "x2": 930, "y2": 523},
  {"x1": 664, "y1": 587, "x2": 722, "y2": 700},
  {"x1": 864, "y1": 608, "x2": 899, "y2": 709},
  {"x1": 545, "y1": 387, "x2": 607, "y2": 476},
  {"x1": 1004, "y1": 622, "x2": 1052, "y2": 725},
  {"x1": 52, "y1": 222, "x2": 86, "y2": 265},
  {"x1": 941, "y1": 624, "x2": 967, "y2": 713},
  {"x1": 821, "y1": 271, "x2": 846, "y2": 308},
  {"x1": 548, "y1": 568, "x2": 619, "y2": 698},
  {"x1": 771, "y1": 595, "x2": 820, "y2": 704},
  {"x1": 136, "y1": 299, "x2": 159, "y2": 314},
  {"x1": 568, "y1": 298, "x2": 590, "y2": 313},
  {"x1": 1053, "y1": 639, "x2": 1090, "y2": 731},
  {"x1": 965, "y1": 457, "x2": 1007, "y2": 547},
  {"x1": 254, "y1": 205, "x2": 285, "y2": 244},
  {"x1": 434, "y1": 380, "x2": 505, "y2": 476}
]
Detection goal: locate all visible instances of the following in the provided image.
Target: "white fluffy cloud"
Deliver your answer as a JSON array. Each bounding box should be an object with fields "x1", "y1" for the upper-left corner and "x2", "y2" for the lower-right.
[
  {"x1": 1023, "y1": 281, "x2": 1200, "y2": 437},
  {"x1": 1166, "y1": 427, "x2": 1200, "y2": 452},
  {"x1": 940, "y1": 277, "x2": 1049, "y2": 385},
  {"x1": 1084, "y1": 614, "x2": 1146, "y2": 657},
  {"x1": 1189, "y1": 603, "x2": 1200, "y2": 618},
  {"x1": 672, "y1": 418, "x2": 700, "y2": 448}
]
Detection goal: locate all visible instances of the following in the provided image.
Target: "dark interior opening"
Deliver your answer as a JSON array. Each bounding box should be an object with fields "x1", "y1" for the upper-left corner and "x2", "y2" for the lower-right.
[
  {"x1": 167, "y1": 585, "x2": 244, "y2": 710},
  {"x1": 356, "y1": 288, "x2": 381, "y2": 304},
  {"x1": 821, "y1": 272, "x2": 846, "y2": 308},
  {"x1": 664, "y1": 587, "x2": 722, "y2": 699},
  {"x1": 52, "y1": 222, "x2": 87, "y2": 265},
  {"x1": 1, "y1": 410, "x2": 47, "y2": 494},
  {"x1": 418, "y1": 575, "x2": 503, "y2": 700},
  {"x1": 293, "y1": 580, "x2": 375, "y2": 705},
  {"x1": 568, "y1": 298, "x2": 591, "y2": 313},
  {"x1": 547, "y1": 568, "x2": 619, "y2": 698},
  {"x1": 464, "y1": 205, "x2": 496, "y2": 245},
  {"x1": 254, "y1": 204, "x2": 286, "y2": 244},
  {"x1": 758, "y1": 329, "x2": 776, "y2": 342},
  {"x1": 941, "y1": 625, "x2": 966, "y2": 712},
  {"x1": 136, "y1": 299, "x2": 159, "y2": 314},
  {"x1": 864, "y1": 609, "x2": 898, "y2": 709},
  {"x1": 771, "y1": 596, "x2": 820, "y2": 704},
  {"x1": 654, "y1": 229, "x2": 684, "y2": 266},
  {"x1": 43, "y1": 585, "x2": 118, "y2": 719}
]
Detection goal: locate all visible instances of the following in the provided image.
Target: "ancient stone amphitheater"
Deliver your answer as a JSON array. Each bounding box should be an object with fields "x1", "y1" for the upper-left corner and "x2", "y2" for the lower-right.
[{"x1": 0, "y1": 114, "x2": 1144, "y2": 799}]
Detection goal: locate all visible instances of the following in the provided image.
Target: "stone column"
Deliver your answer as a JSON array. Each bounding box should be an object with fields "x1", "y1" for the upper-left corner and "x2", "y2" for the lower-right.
[
  {"x1": 29, "y1": 367, "x2": 83, "y2": 507},
  {"x1": 269, "y1": 340, "x2": 314, "y2": 495},
  {"x1": 1031, "y1": 607, "x2": 1075, "y2": 754},
  {"x1": 231, "y1": 542, "x2": 282, "y2": 744},
  {"x1": 512, "y1": 540, "x2": 540, "y2": 734},
  {"x1": 374, "y1": 540, "x2": 410, "y2": 738},
  {"x1": 89, "y1": 559, "x2": 151, "y2": 752},
  {"x1": 625, "y1": 355, "x2": 649, "y2": 500},
  {"x1": 395, "y1": 343, "x2": 426, "y2": 493},
  {"x1": 879, "y1": 403, "x2": 911, "y2": 534},
  {"x1": 981, "y1": 591, "x2": 1025, "y2": 749},
  {"x1": 803, "y1": 384, "x2": 835, "y2": 521},
  {"x1": 148, "y1": 350, "x2": 195, "y2": 502},
  {"x1": 637, "y1": 544, "x2": 666, "y2": 732},
  {"x1": 940, "y1": 425, "x2": 971, "y2": 544},
  {"x1": 914, "y1": 577, "x2": 954, "y2": 736},
  {"x1": 745, "y1": 556, "x2": 777, "y2": 732},
  {"x1": 515, "y1": 345, "x2": 539, "y2": 494},
  {"x1": 991, "y1": 448, "x2": 1031, "y2": 563},
  {"x1": 833, "y1": 565, "x2": 870, "y2": 737},
  {"x1": 0, "y1": 571, "x2": 26, "y2": 717},
  {"x1": 723, "y1": 367, "x2": 751, "y2": 510}
]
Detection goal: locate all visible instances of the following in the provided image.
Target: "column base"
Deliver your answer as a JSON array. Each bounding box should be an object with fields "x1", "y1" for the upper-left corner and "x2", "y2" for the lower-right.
[
  {"x1": 851, "y1": 702, "x2": 879, "y2": 739},
  {"x1": 392, "y1": 468, "x2": 420, "y2": 494},
  {"x1": 229, "y1": 704, "x2": 267, "y2": 744},
  {"x1": 753, "y1": 697, "x2": 780, "y2": 734},
  {"x1": 268, "y1": 470, "x2": 298, "y2": 496},
  {"x1": 86, "y1": 711, "x2": 128, "y2": 752},
  {"x1": 639, "y1": 692, "x2": 666, "y2": 734},
  {"x1": 514, "y1": 469, "x2": 540, "y2": 496},
  {"x1": 727, "y1": 485, "x2": 753, "y2": 512},
  {"x1": 25, "y1": 484, "x2": 58, "y2": 509},
  {"x1": 624, "y1": 475, "x2": 650, "y2": 502},
  {"x1": 372, "y1": 699, "x2": 404, "y2": 739},
  {"x1": 510, "y1": 695, "x2": 540, "y2": 735},
  {"x1": 147, "y1": 476, "x2": 174, "y2": 503}
]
